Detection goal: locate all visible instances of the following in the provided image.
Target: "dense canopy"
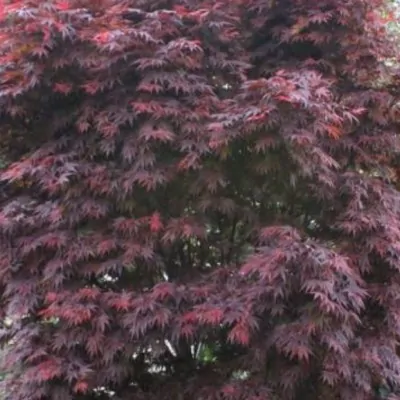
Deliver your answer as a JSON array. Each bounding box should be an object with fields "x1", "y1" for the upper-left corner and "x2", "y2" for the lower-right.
[{"x1": 0, "y1": 0, "x2": 400, "y2": 399}]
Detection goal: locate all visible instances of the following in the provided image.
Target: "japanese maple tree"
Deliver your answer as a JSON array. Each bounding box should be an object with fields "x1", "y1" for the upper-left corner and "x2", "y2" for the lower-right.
[{"x1": 0, "y1": 0, "x2": 400, "y2": 399}]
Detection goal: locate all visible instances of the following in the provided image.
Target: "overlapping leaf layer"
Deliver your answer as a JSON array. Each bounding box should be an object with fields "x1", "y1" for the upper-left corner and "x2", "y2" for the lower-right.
[{"x1": 0, "y1": 0, "x2": 399, "y2": 399}]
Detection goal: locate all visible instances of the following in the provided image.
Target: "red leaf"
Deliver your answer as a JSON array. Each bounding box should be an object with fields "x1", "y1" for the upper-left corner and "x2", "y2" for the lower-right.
[
  {"x1": 179, "y1": 323, "x2": 195, "y2": 339},
  {"x1": 150, "y1": 212, "x2": 163, "y2": 232},
  {"x1": 109, "y1": 293, "x2": 131, "y2": 311},
  {"x1": 78, "y1": 287, "x2": 100, "y2": 300},
  {"x1": 73, "y1": 381, "x2": 89, "y2": 394},
  {"x1": 55, "y1": 0, "x2": 71, "y2": 10},
  {"x1": 93, "y1": 32, "x2": 110, "y2": 44},
  {"x1": 221, "y1": 384, "x2": 237, "y2": 398},
  {"x1": 152, "y1": 282, "x2": 175, "y2": 300},
  {"x1": 201, "y1": 308, "x2": 224, "y2": 325},
  {"x1": 139, "y1": 123, "x2": 175, "y2": 142},
  {"x1": 246, "y1": 112, "x2": 268, "y2": 122},
  {"x1": 277, "y1": 95, "x2": 291, "y2": 102},
  {"x1": 181, "y1": 311, "x2": 198, "y2": 323},
  {"x1": 45, "y1": 292, "x2": 57, "y2": 303},
  {"x1": 53, "y1": 82, "x2": 72, "y2": 94},
  {"x1": 228, "y1": 323, "x2": 250, "y2": 346},
  {"x1": 97, "y1": 238, "x2": 118, "y2": 256},
  {"x1": 36, "y1": 360, "x2": 62, "y2": 382},
  {"x1": 81, "y1": 81, "x2": 100, "y2": 94},
  {"x1": 352, "y1": 107, "x2": 367, "y2": 115},
  {"x1": 173, "y1": 5, "x2": 189, "y2": 16}
]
